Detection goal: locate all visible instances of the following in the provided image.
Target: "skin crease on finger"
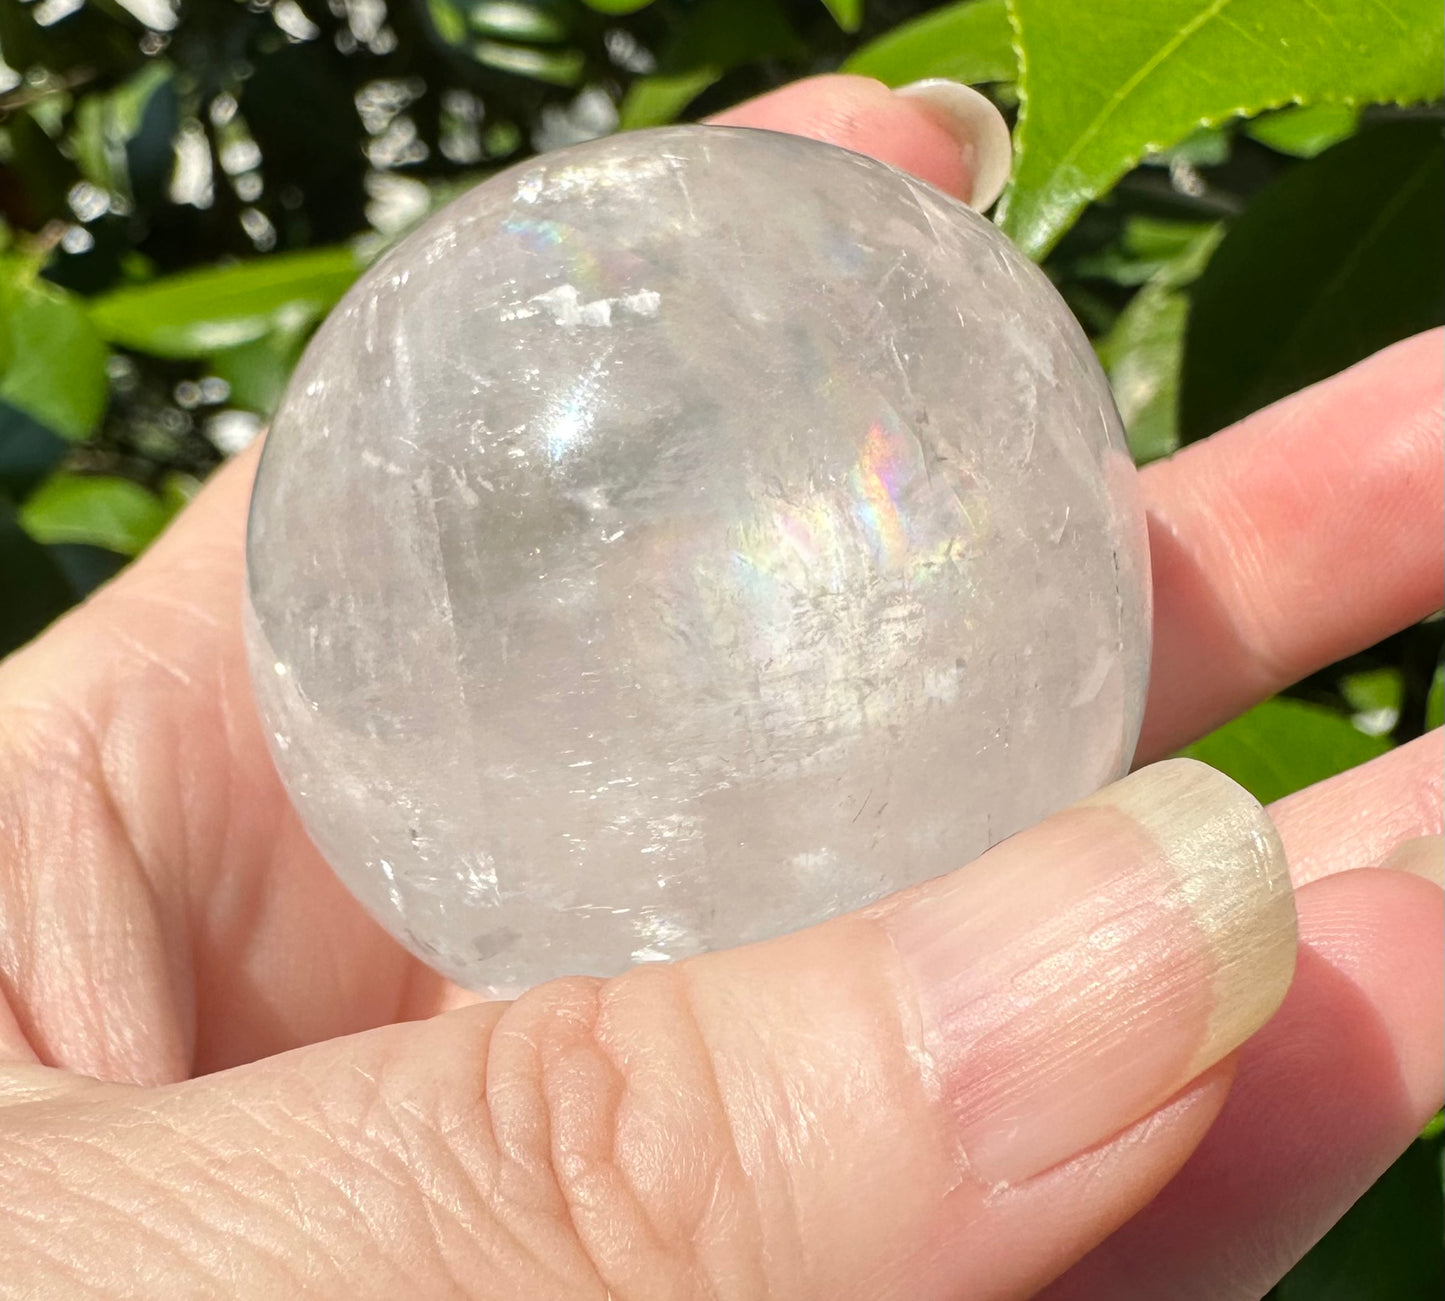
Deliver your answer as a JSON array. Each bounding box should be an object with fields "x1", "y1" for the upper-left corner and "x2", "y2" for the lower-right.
[
  {"x1": 0, "y1": 769, "x2": 1286, "y2": 1300},
  {"x1": 0, "y1": 850, "x2": 1433, "y2": 1298},
  {"x1": 0, "y1": 1006, "x2": 1234, "y2": 1300},
  {"x1": 0, "y1": 73, "x2": 1439, "y2": 1299}
]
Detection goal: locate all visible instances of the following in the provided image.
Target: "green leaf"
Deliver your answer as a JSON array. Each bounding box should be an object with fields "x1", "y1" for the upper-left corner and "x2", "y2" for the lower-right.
[
  {"x1": 1273, "y1": 1134, "x2": 1444, "y2": 1301},
  {"x1": 466, "y1": 0, "x2": 570, "y2": 43},
  {"x1": 1120, "y1": 216, "x2": 1218, "y2": 267},
  {"x1": 580, "y1": 0, "x2": 654, "y2": 13},
  {"x1": 1154, "y1": 122, "x2": 1231, "y2": 167},
  {"x1": 18, "y1": 471, "x2": 177, "y2": 557},
  {"x1": 1246, "y1": 101, "x2": 1359, "y2": 158},
  {"x1": 208, "y1": 321, "x2": 311, "y2": 417},
  {"x1": 0, "y1": 496, "x2": 75, "y2": 658},
  {"x1": 998, "y1": 0, "x2": 1445, "y2": 259},
  {"x1": 1095, "y1": 218, "x2": 1221, "y2": 463},
  {"x1": 426, "y1": 0, "x2": 468, "y2": 43},
  {"x1": 1077, "y1": 213, "x2": 1221, "y2": 286},
  {"x1": 820, "y1": 0, "x2": 863, "y2": 34},
  {"x1": 88, "y1": 247, "x2": 363, "y2": 359},
  {"x1": 1098, "y1": 282, "x2": 1188, "y2": 464},
  {"x1": 70, "y1": 60, "x2": 173, "y2": 198},
  {"x1": 1184, "y1": 697, "x2": 1391, "y2": 806},
  {"x1": 843, "y1": 0, "x2": 1016, "y2": 87},
  {"x1": 1340, "y1": 666, "x2": 1403, "y2": 736},
  {"x1": 420, "y1": 0, "x2": 586, "y2": 79},
  {"x1": 620, "y1": 70, "x2": 727, "y2": 131},
  {"x1": 1180, "y1": 120, "x2": 1444, "y2": 440},
  {"x1": 470, "y1": 39, "x2": 585, "y2": 85},
  {"x1": 0, "y1": 261, "x2": 109, "y2": 441},
  {"x1": 1426, "y1": 661, "x2": 1444, "y2": 732}
]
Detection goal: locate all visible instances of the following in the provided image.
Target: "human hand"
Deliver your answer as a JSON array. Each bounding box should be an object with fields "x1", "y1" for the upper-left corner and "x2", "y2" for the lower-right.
[{"x1": 0, "y1": 76, "x2": 1440, "y2": 1299}]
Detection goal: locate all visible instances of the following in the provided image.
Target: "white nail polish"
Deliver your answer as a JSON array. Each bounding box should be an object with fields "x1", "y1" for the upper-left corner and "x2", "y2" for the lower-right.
[
  {"x1": 1078, "y1": 759, "x2": 1299, "y2": 1077},
  {"x1": 894, "y1": 79, "x2": 1013, "y2": 212},
  {"x1": 885, "y1": 757, "x2": 1297, "y2": 1185}
]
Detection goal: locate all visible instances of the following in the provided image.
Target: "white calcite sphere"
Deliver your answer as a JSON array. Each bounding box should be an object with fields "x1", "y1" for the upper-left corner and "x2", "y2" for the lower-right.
[{"x1": 245, "y1": 126, "x2": 1151, "y2": 991}]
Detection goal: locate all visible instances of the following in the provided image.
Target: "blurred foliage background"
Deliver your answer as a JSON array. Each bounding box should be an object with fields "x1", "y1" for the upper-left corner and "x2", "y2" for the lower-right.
[{"x1": 0, "y1": 0, "x2": 1441, "y2": 1291}]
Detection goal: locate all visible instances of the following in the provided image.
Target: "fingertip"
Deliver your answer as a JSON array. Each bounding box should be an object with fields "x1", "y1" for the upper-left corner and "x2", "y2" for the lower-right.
[
  {"x1": 707, "y1": 73, "x2": 982, "y2": 204},
  {"x1": 1048, "y1": 863, "x2": 1444, "y2": 1298},
  {"x1": 894, "y1": 79, "x2": 1013, "y2": 210},
  {"x1": 870, "y1": 759, "x2": 1295, "y2": 1191}
]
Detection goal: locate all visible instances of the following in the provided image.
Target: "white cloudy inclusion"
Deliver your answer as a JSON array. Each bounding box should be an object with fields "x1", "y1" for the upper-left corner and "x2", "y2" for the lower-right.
[{"x1": 245, "y1": 126, "x2": 1152, "y2": 991}]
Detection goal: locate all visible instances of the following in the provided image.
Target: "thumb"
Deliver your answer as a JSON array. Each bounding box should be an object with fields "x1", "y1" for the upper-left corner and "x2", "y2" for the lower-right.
[{"x1": 0, "y1": 759, "x2": 1295, "y2": 1299}]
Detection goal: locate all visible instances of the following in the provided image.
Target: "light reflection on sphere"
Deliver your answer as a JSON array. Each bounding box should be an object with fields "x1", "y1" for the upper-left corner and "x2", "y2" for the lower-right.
[{"x1": 245, "y1": 126, "x2": 1151, "y2": 992}]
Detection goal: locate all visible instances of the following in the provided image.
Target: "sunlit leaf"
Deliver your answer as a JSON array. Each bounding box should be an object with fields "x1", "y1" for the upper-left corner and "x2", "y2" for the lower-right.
[
  {"x1": 820, "y1": 0, "x2": 863, "y2": 34},
  {"x1": 209, "y1": 322, "x2": 311, "y2": 417},
  {"x1": 580, "y1": 0, "x2": 654, "y2": 13},
  {"x1": 1099, "y1": 283, "x2": 1188, "y2": 465},
  {"x1": 0, "y1": 259, "x2": 109, "y2": 441},
  {"x1": 619, "y1": 70, "x2": 725, "y2": 131},
  {"x1": 1245, "y1": 101, "x2": 1359, "y2": 158},
  {"x1": 70, "y1": 59, "x2": 174, "y2": 198},
  {"x1": 1184, "y1": 697, "x2": 1390, "y2": 806},
  {"x1": 471, "y1": 39, "x2": 585, "y2": 86},
  {"x1": 1340, "y1": 666, "x2": 1403, "y2": 737},
  {"x1": 466, "y1": 0, "x2": 569, "y2": 43},
  {"x1": 999, "y1": 0, "x2": 1445, "y2": 258},
  {"x1": 18, "y1": 471, "x2": 177, "y2": 556},
  {"x1": 88, "y1": 247, "x2": 363, "y2": 358},
  {"x1": 1095, "y1": 218, "x2": 1221, "y2": 463},
  {"x1": 844, "y1": 0, "x2": 1015, "y2": 87},
  {"x1": 426, "y1": 0, "x2": 468, "y2": 44}
]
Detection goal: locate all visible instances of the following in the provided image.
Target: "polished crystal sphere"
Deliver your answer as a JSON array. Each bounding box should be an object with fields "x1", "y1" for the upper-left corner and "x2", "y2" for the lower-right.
[{"x1": 246, "y1": 125, "x2": 1151, "y2": 991}]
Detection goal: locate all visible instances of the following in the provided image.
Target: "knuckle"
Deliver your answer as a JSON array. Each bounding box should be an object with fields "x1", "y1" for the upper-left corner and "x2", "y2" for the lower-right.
[{"x1": 478, "y1": 968, "x2": 764, "y2": 1298}]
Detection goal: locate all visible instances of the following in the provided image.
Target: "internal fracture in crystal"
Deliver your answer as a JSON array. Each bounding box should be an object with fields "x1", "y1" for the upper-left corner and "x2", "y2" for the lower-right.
[{"x1": 245, "y1": 126, "x2": 1152, "y2": 991}]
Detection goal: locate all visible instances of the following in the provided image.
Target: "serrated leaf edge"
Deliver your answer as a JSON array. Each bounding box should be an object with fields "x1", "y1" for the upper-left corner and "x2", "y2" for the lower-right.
[{"x1": 999, "y1": 0, "x2": 1445, "y2": 259}]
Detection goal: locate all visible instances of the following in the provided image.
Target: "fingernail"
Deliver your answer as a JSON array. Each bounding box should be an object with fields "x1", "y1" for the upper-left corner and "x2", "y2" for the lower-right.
[
  {"x1": 1380, "y1": 835, "x2": 1444, "y2": 887},
  {"x1": 894, "y1": 79, "x2": 1013, "y2": 211},
  {"x1": 882, "y1": 758, "x2": 1297, "y2": 1187}
]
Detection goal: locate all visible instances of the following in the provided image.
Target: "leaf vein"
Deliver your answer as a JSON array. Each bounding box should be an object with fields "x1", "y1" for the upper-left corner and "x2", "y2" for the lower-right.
[{"x1": 1047, "y1": 0, "x2": 1242, "y2": 181}]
